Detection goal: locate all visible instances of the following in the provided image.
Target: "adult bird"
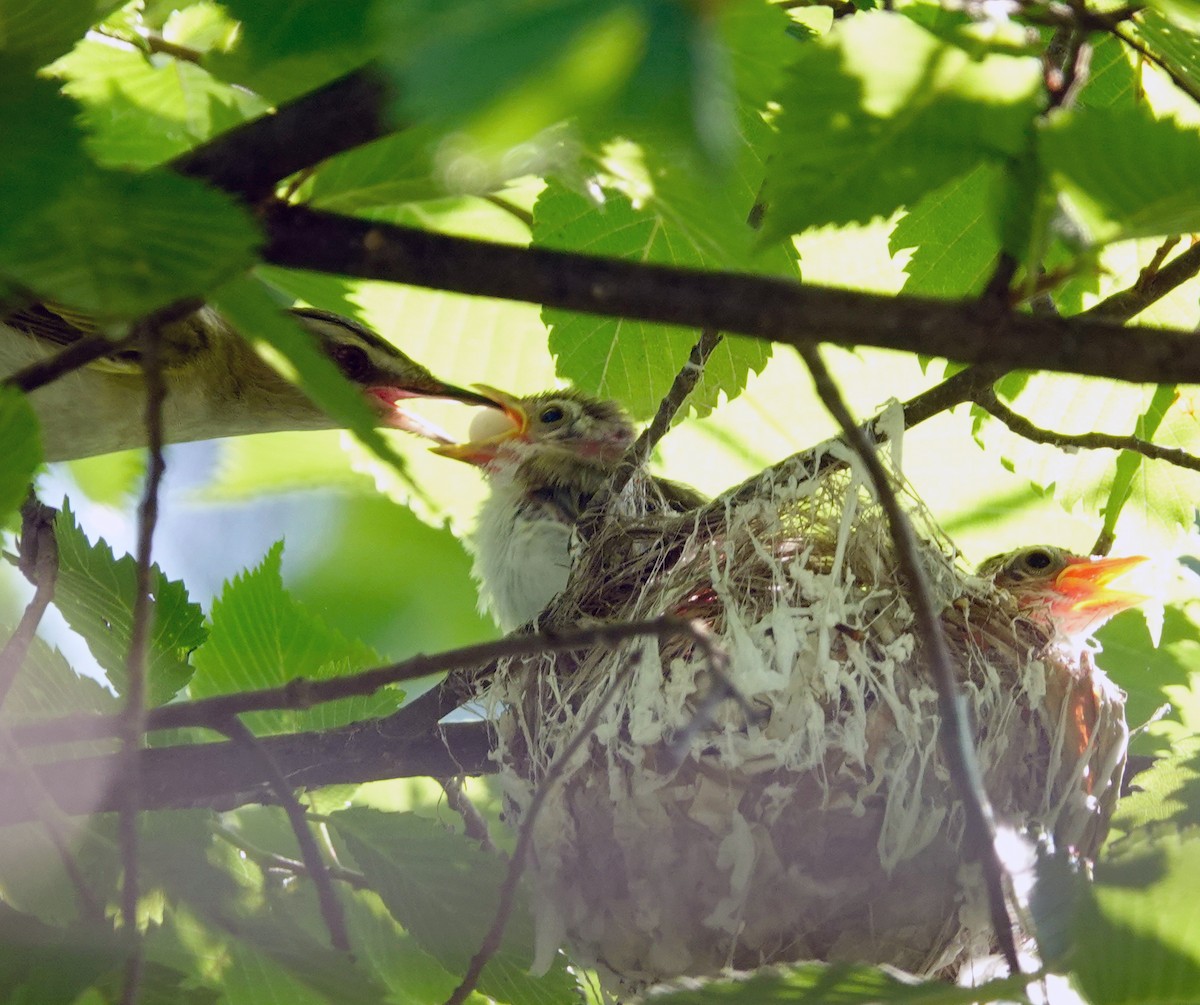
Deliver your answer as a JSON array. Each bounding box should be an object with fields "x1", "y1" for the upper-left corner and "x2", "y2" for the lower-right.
[
  {"x1": 1, "y1": 303, "x2": 494, "y2": 461},
  {"x1": 433, "y1": 384, "x2": 705, "y2": 631}
]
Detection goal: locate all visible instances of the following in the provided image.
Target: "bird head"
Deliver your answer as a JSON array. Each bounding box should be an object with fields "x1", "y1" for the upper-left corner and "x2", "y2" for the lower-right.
[
  {"x1": 431, "y1": 385, "x2": 635, "y2": 471},
  {"x1": 978, "y1": 545, "x2": 1149, "y2": 642},
  {"x1": 290, "y1": 309, "x2": 496, "y2": 440}
]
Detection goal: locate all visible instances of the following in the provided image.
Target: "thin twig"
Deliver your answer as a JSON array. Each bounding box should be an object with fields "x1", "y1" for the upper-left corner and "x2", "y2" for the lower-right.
[
  {"x1": 211, "y1": 821, "x2": 371, "y2": 890},
  {"x1": 974, "y1": 387, "x2": 1200, "y2": 472},
  {"x1": 443, "y1": 655, "x2": 636, "y2": 1005},
  {"x1": 218, "y1": 717, "x2": 350, "y2": 951},
  {"x1": 612, "y1": 328, "x2": 724, "y2": 499},
  {"x1": 2, "y1": 331, "x2": 138, "y2": 394},
  {"x1": 18, "y1": 617, "x2": 709, "y2": 746},
  {"x1": 0, "y1": 728, "x2": 104, "y2": 922},
  {"x1": 483, "y1": 194, "x2": 534, "y2": 230},
  {"x1": 0, "y1": 500, "x2": 58, "y2": 710},
  {"x1": 119, "y1": 318, "x2": 169, "y2": 1005},
  {"x1": 442, "y1": 778, "x2": 496, "y2": 852},
  {"x1": 795, "y1": 343, "x2": 1022, "y2": 975},
  {"x1": 443, "y1": 618, "x2": 732, "y2": 1005}
]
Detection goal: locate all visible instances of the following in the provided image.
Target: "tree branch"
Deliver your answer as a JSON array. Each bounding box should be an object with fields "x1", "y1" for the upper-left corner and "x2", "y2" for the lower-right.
[
  {"x1": 16, "y1": 617, "x2": 709, "y2": 746},
  {"x1": 259, "y1": 202, "x2": 1200, "y2": 385},
  {"x1": 973, "y1": 387, "x2": 1200, "y2": 472},
  {"x1": 219, "y1": 717, "x2": 350, "y2": 952},
  {"x1": 170, "y1": 68, "x2": 396, "y2": 205},
  {"x1": 0, "y1": 718, "x2": 493, "y2": 827},
  {"x1": 796, "y1": 344, "x2": 1021, "y2": 974},
  {"x1": 119, "y1": 317, "x2": 168, "y2": 1005},
  {"x1": 0, "y1": 498, "x2": 59, "y2": 710}
]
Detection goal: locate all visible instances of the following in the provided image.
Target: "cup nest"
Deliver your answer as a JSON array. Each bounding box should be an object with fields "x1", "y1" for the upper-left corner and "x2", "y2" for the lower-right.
[{"x1": 467, "y1": 437, "x2": 1128, "y2": 989}]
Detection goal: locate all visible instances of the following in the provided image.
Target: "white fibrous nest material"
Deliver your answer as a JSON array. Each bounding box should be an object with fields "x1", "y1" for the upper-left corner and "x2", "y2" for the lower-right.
[{"x1": 472, "y1": 436, "x2": 1128, "y2": 990}]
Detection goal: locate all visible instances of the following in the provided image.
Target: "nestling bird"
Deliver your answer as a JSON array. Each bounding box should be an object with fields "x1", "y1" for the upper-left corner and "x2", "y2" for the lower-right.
[
  {"x1": 978, "y1": 544, "x2": 1148, "y2": 644},
  {"x1": 433, "y1": 384, "x2": 705, "y2": 630},
  {"x1": 1, "y1": 303, "x2": 493, "y2": 461}
]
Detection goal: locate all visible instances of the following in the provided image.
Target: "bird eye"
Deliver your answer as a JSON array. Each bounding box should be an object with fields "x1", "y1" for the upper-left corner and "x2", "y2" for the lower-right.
[
  {"x1": 330, "y1": 343, "x2": 371, "y2": 381},
  {"x1": 539, "y1": 405, "x2": 566, "y2": 424},
  {"x1": 1022, "y1": 548, "x2": 1054, "y2": 571}
]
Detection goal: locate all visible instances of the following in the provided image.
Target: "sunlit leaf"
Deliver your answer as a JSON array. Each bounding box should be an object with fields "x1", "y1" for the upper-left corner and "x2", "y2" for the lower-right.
[
  {"x1": 189, "y1": 541, "x2": 396, "y2": 733},
  {"x1": 1042, "y1": 103, "x2": 1200, "y2": 243},
  {"x1": 764, "y1": 11, "x2": 1041, "y2": 240},
  {"x1": 978, "y1": 374, "x2": 1200, "y2": 541},
  {"x1": 537, "y1": 182, "x2": 773, "y2": 418},
  {"x1": 1115, "y1": 738, "x2": 1200, "y2": 832},
  {"x1": 52, "y1": 500, "x2": 206, "y2": 705},
  {"x1": 50, "y1": 39, "x2": 269, "y2": 168},
  {"x1": 890, "y1": 164, "x2": 1003, "y2": 298}
]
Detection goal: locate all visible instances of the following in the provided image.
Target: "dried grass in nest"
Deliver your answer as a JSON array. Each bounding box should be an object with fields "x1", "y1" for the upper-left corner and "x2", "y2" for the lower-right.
[{"x1": 472, "y1": 437, "x2": 1128, "y2": 990}]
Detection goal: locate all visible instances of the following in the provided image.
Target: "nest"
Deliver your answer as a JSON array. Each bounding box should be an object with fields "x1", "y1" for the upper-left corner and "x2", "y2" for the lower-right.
[{"x1": 470, "y1": 436, "x2": 1128, "y2": 989}]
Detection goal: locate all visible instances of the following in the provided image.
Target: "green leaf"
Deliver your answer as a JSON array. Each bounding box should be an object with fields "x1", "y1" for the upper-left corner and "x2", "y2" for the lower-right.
[
  {"x1": 210, "y1": 274, "x2": 417, "y2": 490},
  {"x1": 1098, "y1": 384, "x2": 1177, "y2": 541},
  {"x1": 0, "y1": 629, "x2": 116, "y2": 724},
  {"x1": 1115, "y1": 738, "x2": 1200, "y2": 832},
  {"x1": 1041, "y1": 103, "x2": 1200, "y2": 243},
  {"x1": 642, "y1": 962, "x2": 1027, "y2": 1005},
  {"x1": 536, "y1": 181, "x2": 773, "y2": 418},
  {"x1": 209, "y1": 0, "x2": 378, "y2": 103},
  {"x1": 49, "y1": 39, "x2": 269, "y2": 168},
  {"x1": 0, "y1": 0, "x2": 105, "y2": 62},
  {"x1": 1072, "y1": 828, "x2": 1200, "y2": 1005},
  {"x1": 764, "y1": 10, "x2": 1041, "y2": 239},
  {"x1": 331, "y1": 808, "x2": 578, "y2": 1005},
  {"x1": 0, "y1": 169, "x2": 260, "y2": 318},
  {"x1": 1134, "y1": 10, "x2": 1200, "y2": 97},
  {"x1": 306, "y1": 126, "x2": 448, "y2": 211},
  {"x1": 890, "y1": 163, "x2": 1003, "y2": 298},
  {"x1": 1097, "y1": 605, "x2": 1200, "y2": 752},
  {"x1": 189, "y1": 542, "x2": 396, "y2": 734},
  {"x1": 0, "y1": 387, "x2": 40, "y2": 521},
  {"x1": 1144, "y1": 0, "x2": 1200, "y2": 35},
  {"x1": 0, "y1": 65, "x2": 90, "y2": 234},
  {"x1": 0, "y1": 903, "x2": 125, "y2": 1005},
  {"x1": 52, "y1": 500, "x2": 205, "y2": 705}
]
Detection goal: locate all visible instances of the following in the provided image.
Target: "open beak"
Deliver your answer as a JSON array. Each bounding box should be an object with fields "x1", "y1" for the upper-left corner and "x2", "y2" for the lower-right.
[
  {"x1": 373, "y1": 381, "x2": 500, "y2": 443},
  {"x1": 430, "y1": 384, "x2": 530, "y2": 465},
  {"x1": 1054, "y1": 554, "x2": 1150, "y2": 619}
]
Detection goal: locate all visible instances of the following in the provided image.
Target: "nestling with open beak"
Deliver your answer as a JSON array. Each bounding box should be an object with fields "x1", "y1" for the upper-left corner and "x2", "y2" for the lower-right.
[
  {"x1": 978, "y1": 544, "x2": 1149, "y2": 645},
  {"x1": 1, "y1": 303, "x2": 493, "y2": 461},
  {"x1": 433, "y1": 386, "x2": 705, "y2": 631}
]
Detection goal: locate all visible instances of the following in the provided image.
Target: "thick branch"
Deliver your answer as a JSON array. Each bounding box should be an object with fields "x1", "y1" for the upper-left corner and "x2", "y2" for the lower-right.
[
  {"x1": 0, "y1": 717, "x2": 492, "y2": 827},
  {"x1": 170, "y1": 68, "x2": 395, "y2": 205},
  {"x1": 261, "y1": 203, "x2": 1200, "y2": 385}
]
